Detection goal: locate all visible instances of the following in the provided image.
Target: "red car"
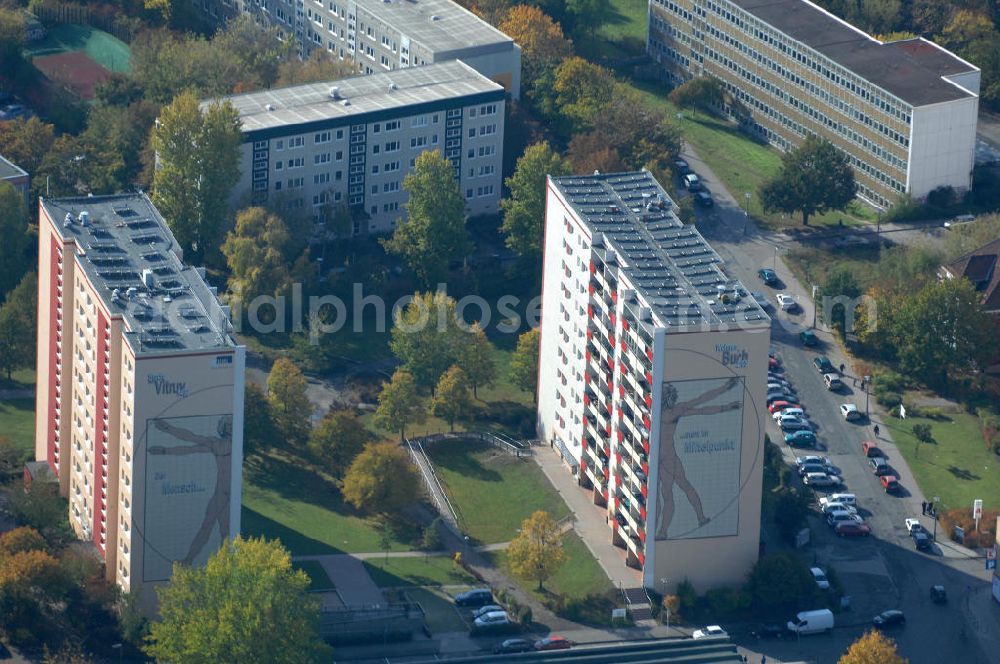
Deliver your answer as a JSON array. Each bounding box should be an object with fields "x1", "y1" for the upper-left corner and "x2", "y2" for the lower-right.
[
  {"x1": 769, "y1": 400, "x2": 800, "y2": 414},
  {"x1": 881, "y1": 475, "x2": 901, "y2": 494},
  {"x1": 862, "y1": 441, "x2": 884, "y2": 458},
  {"x1": 534, "y1": 636, "x2": 572, "y2": 651},
  {"x1": 768, "y1": 357, "x2": 781, "y2": 370},
  {"x1": 835, "y1": 521, "x2": 871, "y2": 537}
]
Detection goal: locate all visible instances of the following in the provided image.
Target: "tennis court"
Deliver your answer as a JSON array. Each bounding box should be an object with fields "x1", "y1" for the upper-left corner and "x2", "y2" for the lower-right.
[{"x1": 26, "y1": 23, "x2": 131, "y2": 73}]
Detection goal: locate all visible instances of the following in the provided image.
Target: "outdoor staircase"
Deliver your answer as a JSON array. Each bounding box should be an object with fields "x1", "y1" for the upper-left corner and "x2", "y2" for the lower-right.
[{"x1": 623, "y1": 586, "x2": 654, "y2": 621}]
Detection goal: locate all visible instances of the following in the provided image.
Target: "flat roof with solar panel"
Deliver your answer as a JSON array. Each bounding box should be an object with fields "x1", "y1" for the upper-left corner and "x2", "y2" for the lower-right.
[
  {"x1": 213, "y1": 60, "x2": 504, "y2": 140},
  {"x1": 551, "y1": 171, "x2": 770, "y2": 332},
  {"x1": 41, "y1": 194, "x2": 238, "y2": 355}
]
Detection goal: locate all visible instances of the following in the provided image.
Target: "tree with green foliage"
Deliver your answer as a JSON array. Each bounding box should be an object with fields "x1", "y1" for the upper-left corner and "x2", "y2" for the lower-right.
[
  {"x1": 669, "y1": 76, "x2": 725, "y2": 116},
  {"x1": 145, "y1": 537, "x2": 330, "y2": 664},
  {"x1": 0, "y1": 436, "x2": 20, "y2": 480},
  {"x1": 758, "y1": 136, "x2": 857, "y2": 225},
  {"x1": 308, "y1": 410, "x2": 372, "y2": 479},
  {"x1": 773, "y1": 489, "x2": 811, "y2": 543},
  {"x1": 565, "y1": 0, "x2": 612, "y2": 37},
  {"x1": 222, "y1": 207, "x2": 295, "y2": 308},
  {"x1": 498, "y1": 5, "x2": 573, "y2": 87},
  {"x1": 895, "y1": 277, "x2": 998, "y2": 387},
  {"x1": 243, "y1": 382, "x2": 278, "y2": 457},
  {"x1": 7, "y1": 480, "x2": 72, "y2": 544},
  {"x1": 552, "y1": 57, "x2": 616, "y2": 133},
  {"x1": 822, "y1": 267, "x2": 862, "y2": 335},
  {"x1": 510, "y1": 328, "x2": 540, "y2": 400},
  {"x1": 0, "y1": 547, "x2": 67, "y2": 644},
  {"x1": 152, "y1": 91, "x2": 242, "y2": 262},
  {"x1": 0, "y1": 273, "x2": 36, "y2": 380},
  {"x1": 382, "y1": 150, "x2": 467, "y2": 287},
  {"x1": 431, "y1": 365, "x2": 472, "y2": 431},
  {"x1": 267, "y1": 358, "x2": 312, "y2": 446},
  {"x1": 911, "y1": 423, "x2": 935, "y2": 459},
  {"x1": 507, "y1": 510, "x2": 566, "y2": 590},
  {"x1": 374, "y1": 369, "x2": 426, "y2": 440},
  {"x1": 0, "y1": 117, "x2": 55, "y2": 176},
  {"x1": 501, "y1": 141, "x2": 571, "y2": 264},
  {"x1": 390, "y1": 291, "x2": 469, "y2": 390},
  {"x1": 745, "y1": 552, "x2": 819, "y2": 611},
  {"x1": 0, "y1": 183, "x2": 30, "y2": 298},
  {"x1": 341, "y1": 442, "x2": 421, "y2": 514},
  {"x1": 838, "y1": 629, "x2": 908, "y2": 664},
  {"x1": 458, "y1": 323, "x2": 497, "y2": 398},
  {"x1": 275, "y1": 49, "x2": 355, "y2": 87}
]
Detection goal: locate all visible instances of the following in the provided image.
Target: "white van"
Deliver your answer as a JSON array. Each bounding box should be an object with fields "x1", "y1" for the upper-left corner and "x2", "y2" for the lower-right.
[
  {"x1": 684, "y1": 173, "x2": 701, "y2": 190},
  {"x1": 821, "y1": 493, "x2": 857, "y2": 508},
  {"x1": 787, "y1": 609, "x2": 834, "y2": 635}
]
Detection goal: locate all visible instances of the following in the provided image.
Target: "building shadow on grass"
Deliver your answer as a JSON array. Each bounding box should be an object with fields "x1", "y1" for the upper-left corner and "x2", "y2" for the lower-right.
[{"x1": 426, "y1": 440, "x2": 505, "y2": 482}]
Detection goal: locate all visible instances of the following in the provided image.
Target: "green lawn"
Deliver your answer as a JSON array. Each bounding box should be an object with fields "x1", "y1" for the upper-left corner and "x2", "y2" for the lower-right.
[
  {"x1": 26, "y1": 24, "x2": 131, "y2": 73},
  {"x1": 583, "y1": 0, "x2": 649, "y2": 60},
  {"x1": 541, "y1": 532, "x2": 614, "y2": 599},
  {"x1": 0, "y1": 399, "x2": 35, "y2": 460},
  {"x1": 427, "y1": 439, "x2": 570, "y2": 544},
  {"x1": 784, "y1": 245, "x2": 882, "y2": 293},
  {"x1": 626, "y1": 80, "x2": 876, "y2": 230},
  {"x1": 0, "y1": 367, "x2": 36, "y2": 390},
  {"x1": 241, "y1": 450, "x2": 420, "y2": 555},
  {"x1": 293, "y1": 560, "x2": 336, "y2": 591},
  {"x1": 363, "y1": 554, "x2": 476, "y2": 588},
  {"x1": 885, "y1": 411, "x2": 1000, "y2": 509}
]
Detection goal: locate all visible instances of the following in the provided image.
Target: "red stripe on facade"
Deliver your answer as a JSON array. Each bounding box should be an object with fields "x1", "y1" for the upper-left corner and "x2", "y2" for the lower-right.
[
  {"x1": 93, "y1": 311, "x2": 109, "y2": 556},
  {"x1": 47, "y1": 235, "x2": 62, "y2": 475}
]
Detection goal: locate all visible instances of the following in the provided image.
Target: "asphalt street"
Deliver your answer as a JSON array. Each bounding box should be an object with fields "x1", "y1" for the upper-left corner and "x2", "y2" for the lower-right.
[{"x1": 678, "y1": 147, "x2": 995, "y2": 664}]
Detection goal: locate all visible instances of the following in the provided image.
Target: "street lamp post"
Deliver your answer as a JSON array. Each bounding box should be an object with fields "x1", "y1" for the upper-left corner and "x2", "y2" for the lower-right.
[
  {"x1": 811, "y1": 284, "x2": 819, "y2": 329},
  {"x1": 773, "y1": 244, "x2": 778, "y2": 269},
  {"x1": 742, "y1": 192, "x2": 751, "y2": 235},
  {"x1": 112, "y1": 643, "x2": 122, "y2": 664},
  {"x1": 932, "y1": 496, "x2": 941, "y2": 540},
  {"x1": 863, "y1": 375, "x2": 871, "y2": 415}
]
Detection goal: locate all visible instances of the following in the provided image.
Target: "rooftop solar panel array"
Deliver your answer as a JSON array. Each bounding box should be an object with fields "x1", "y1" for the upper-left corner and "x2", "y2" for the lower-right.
[{"x1": 552, "y1": 171, "x2": 769, "y2": 331}]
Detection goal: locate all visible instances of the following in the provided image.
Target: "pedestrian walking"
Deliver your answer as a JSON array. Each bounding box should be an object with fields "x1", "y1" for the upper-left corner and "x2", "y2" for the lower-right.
[
  {"x1": 873, "y1": 424, "x2": 880, "y2": 438},
  {"x1": 839, "y1": 363, "x2": 846, "y2": 374},
  {"x1": 761, "y1": 656, "x2": 767, "y2": 664},
  {"x1": 853, "y1": 377, "x2": 857, "y2": 386},
  {"x1": 921, "y1": 501, "x2": 927, "y2": 515}
]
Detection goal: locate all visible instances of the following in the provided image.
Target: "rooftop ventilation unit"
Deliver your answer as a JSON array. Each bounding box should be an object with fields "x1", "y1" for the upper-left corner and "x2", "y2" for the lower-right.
[
  {"x1": 265, "y1": 103, "x2": 275, "y2": 111},
  {"x1": 141, "y1": 269, "x2": 155, "y2": 289},
  {"x1": 431, "y1": 14, "x2": 440, "y2": 20},
  {"x1": 79, "y1": 210, "x2": 90, "y2": 226},
  {"x1": 329, "y1": 86, "x2": 341, "y2": 100},
  {"x1": 341, "y1": 99, "x2": 351, "y2": 106},
  {"x1": 388, "y1": 82, "x2": 398, "y2": 91},
  {"x1": 64, "y1": 213, "x2": 74, "y2": 226}
]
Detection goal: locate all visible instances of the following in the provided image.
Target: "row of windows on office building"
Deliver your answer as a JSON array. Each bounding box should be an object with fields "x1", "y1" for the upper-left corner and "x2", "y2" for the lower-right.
[{"x1": 650, "y1": 0, "x2": 913, "y2": 126}]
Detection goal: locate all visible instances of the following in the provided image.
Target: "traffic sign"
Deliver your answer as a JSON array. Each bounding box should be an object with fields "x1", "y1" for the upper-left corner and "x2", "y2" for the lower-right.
[
  {"x1": 987, "y1": 559, "x2": 996, "y2": 571},
  {"x1": 974, "y1": 499, "x2": 983, "y2": 520}
]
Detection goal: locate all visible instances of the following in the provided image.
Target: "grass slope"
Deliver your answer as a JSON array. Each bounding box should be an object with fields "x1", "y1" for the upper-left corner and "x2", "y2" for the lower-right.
[
  {"x1": 26, "y1": 24, "x2": 131, "y2": 73},
  {"x1": 886, "y1": 411, "x2": 1000, "y2": 509},
  {"x1": 363, "y1": 555, "x2": 476, "y2": 588},
  {"x1": 0, "y1": 399, "x2": 35, "y2": 460},
  {"x1": 427, "y1": 439, "x2": 570, "y2": 544},
  {"x1": 293, "y1": 560, "x2": 336, "y2": 591}
]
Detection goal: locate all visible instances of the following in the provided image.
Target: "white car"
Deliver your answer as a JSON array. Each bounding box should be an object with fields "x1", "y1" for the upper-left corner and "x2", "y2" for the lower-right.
[
  {"x1": 776, "y1": 293, "x2": 797, "y2": 311},
  {"x1": 905, "y1": 518, "x2": 924, "y2": 535},
  {"x1": 827, "y1": 511, "x2": 864, "y2": 527},
  {"x1": 778, "y1": 413, "x2": 809, "y2": 427},
  {"x1": 822, "y1": 502, "x2": 858, "y2": 516},
  {"x1": 803, "y1": 472, "x2": 842, "y2": 487},
  {"x1": 810, "y1": 567, "x2": 830, "y2": 590},
  {"x1": 795, "y1": 455, "x2": 832, "y2": 468},
  {"x1": 840, "y1": 404, "x2": 861, "y2": 421},
  {"x1": 473, "y1": 611, "x2": 511, "y2": 628},
  {"x1": 773, "y1": 407, "x2": 805, "y2": 421},
  {"x1": 692, "y1": 625, "x2": 728, "y2": 639},
  {"x1": 471, "y1": 604, "x2": 504, "y2": 619},
  {"x1": 820, "y1": 493, "x2": 857, "y2": 509}
]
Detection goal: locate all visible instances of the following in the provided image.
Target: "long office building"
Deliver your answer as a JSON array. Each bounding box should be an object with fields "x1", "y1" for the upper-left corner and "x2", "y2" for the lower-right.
[
  {"x1": 35, "y1": 193, "x2": 246, "y2": 604},
  {"x1": 220, "y1": 60, "x2": 505, "y2": 236},
  {"x1": 197, "y1": 0, "x2": 521, "y2": 99},
  {"x1": 647, "y1": 0, "x2": 980, "y2": 207},
  {"x1": 537, "y1": 171, "x2": 771, "y2": 592}
]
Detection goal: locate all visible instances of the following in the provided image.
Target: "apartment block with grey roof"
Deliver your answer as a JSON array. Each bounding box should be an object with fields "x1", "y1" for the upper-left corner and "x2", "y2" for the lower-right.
[{"x1": 648, "y1": 0, "x2": 980, "y2": 207}]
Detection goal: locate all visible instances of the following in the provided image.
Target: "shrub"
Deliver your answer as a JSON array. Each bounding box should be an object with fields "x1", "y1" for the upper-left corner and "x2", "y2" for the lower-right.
[
  {"x1": 939, "y1": 507, "x2": 999, "y2": 548},
  {"x1": 926, "y1": 185, "x2": 956, "y2": 209},
  {"x1": 676, "y1": 579, "x2": 698, "y2": 619},
  {"x1": 872, "y1": 371, "x2": 906, "y2": 396},
  {"x1": 704, "y1": 587, "x2": 750, "y2": 616},
  {"x1": 420, "y1": 519, "x2": 442, "y2": 551},
  {"x1": 876, "y1": 391, "x2": 902, "y2": 409},
  {"x1": 516, "y1": 605, "x2": 532, "y2": 626}
]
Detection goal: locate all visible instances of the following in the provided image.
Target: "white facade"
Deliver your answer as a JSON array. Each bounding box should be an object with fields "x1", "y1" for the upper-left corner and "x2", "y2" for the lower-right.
[
  {"x1": 538, "y1": 171, "x2": 770, "y2": 592},
  {"x1": 907, "y1": 96, "x2": 979, "y2": 198},
  {"x1": 221, "y1": 62, "x2": 505, "y2": 237}
]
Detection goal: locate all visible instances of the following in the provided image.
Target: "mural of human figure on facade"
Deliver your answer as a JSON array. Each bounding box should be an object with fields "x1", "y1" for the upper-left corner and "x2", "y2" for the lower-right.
[
  {"x1": 655, "y1": 377, "x2": 741, "y2": 539},
  {"x1": 149, "y1": 415, "x2": 233, "y2": 565}
]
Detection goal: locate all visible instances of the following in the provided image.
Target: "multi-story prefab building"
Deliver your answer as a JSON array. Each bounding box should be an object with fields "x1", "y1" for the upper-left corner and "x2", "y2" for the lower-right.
[
  {"x1": 34, "y1": 193, "x2": 245, "y2": 603},
  {"x1": 0, "y1": 153, "x2": 30, "y2": 205},
  {"x1": 648, "y1": 0, "x2": 980, "y2": 207},
  {"x1": 198, "y1": 0, "x2": 521, "y2": 99},
  {"x1": 218, "y1": 61, "x2": 505, "y2": 236},
  {"x1": 537, "y1": 171, "x2": 771, "y2": 592}
]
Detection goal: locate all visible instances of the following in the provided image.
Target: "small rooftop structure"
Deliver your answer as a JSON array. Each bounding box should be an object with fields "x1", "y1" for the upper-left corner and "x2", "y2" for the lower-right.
[
  {"x1": 550, "y1": 171, "x2": 769, "y2": 331},
  {"x1": 213, "y1": 60, "x2": 505, "y2": 139},
  {"x1": 941, "y1": 236, "x2": 1000, "y2": 313},
  {"x1": 40, "y1": 193, "x2": 238, "y2": 355}
]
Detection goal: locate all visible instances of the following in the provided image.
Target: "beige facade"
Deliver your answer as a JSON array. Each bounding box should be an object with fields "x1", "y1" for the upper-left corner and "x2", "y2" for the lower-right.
[
  {"x1": 648, "y1": 0, "x2": 979, "y2": 207},
  {"x1": 538, "y1": 171, "x2": 771, "y2": 593},
  {"x1": 35, "y1": 194, "x2": 245, "y2": 602}
]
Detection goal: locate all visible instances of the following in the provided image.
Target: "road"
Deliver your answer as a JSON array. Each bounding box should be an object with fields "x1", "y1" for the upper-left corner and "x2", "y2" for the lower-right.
[{"x1": 679, "y1": 147, "x2": 995, "y2": 664}]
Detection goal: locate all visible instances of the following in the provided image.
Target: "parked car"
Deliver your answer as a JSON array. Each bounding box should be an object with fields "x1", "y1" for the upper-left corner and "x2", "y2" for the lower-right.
[
  {"x1": 799, "y1": 461, "x2": 831, "y2": 476},
  {"x1": 769, "y1": 392, "x2": 797, "y2": 406},
  {"x1": 534, "y1": 636, "x2": 572, "y2": 650},
  {"x1": 904, "y1": 518, "x2": 924, "y2": 535},
  {"x1": 758, "y1": 268, "x2": 779, "y2": 286},
  {"x1": 869, "y1": 457, "x2": 893, "y2": 476},
  {"x1": 692, "y1": 625, "x2": 728, "y2": 639},
  {"x1": 455, "y1": 588, "x2": 493, "y2": 607},
  {"x1": 494, "y1": 638, "x2": 534, "y2": 654},
  {"x1": 776, "y1": 293, "x2": 797, "y2": 311},
  {"x1": 768, "y1": 356, "x2": 781, "y2": 370},
  {"x1": 813, "y1": 356, "x2": 835, "y2": 373},
  {"x1": 840, "y1": 404, "x2": 861, "y2": 421},
  {"x1": 804, "y1": 472, "x2": 841, "y2": 487},
  {"x1": 821, "y1": 501, "x2": 857, "y2": 516},
  {"x1": 694, "y1": 191, "x2": 714, "y2": 207},
  {"x1": 823, "y1": 373, "x2": 843, "y2": 391},
  {"x1": 768, "y1": 381, "x2": 796, "y2": 395},
  {"x1": 913, "y1": 531, "x2": 932, "y2": 551},
  {"x1": 673, "y1": 158, "x2": 691, "y2": 174},
  {"x1": 873, "y1": 609, "x2": 906, "y2": 628},
  {"x1": 785, "y1": 431, "x2": 817, "y2": 447},
  {"x1": 684, "y1": 173, "x2": 703, "y2": 191},
  {"x1": 835, "y1": 521, "x2": 871, "y2": 537},
  {"x1": 820, "y1": 493, "x2": 857, "y2": 508},
  {"x1": 472, "y1": 604, "x2": 504, "y2": 619},
  {"x1": 827, "y1": 511, "x2": 863, "y2": 527},
  {"x1": 769, "y1": 401, "x2": 800, "y2": 415},
  {"x1": 474, "y1": 611, "x2": 511, "y2": 629},
  {"x1": 930, "y1": 585, "x2": 947, "y2": 603},
  {"x1": 796, "y1": 455, "x2": 831, "y2": 468},
  {"x1": 799, "y1": 329, "x2": 818, "y2": 346},
  {"x1": 781, "y1": 419, "x2": 813, "y2": 433},
  {"x1": 862, "y1": 441, "x2": 884, "y2": 458},
  {"x1": 786, "y1": 609, "x2": 834, "y2": 635},
  {"x1": 880, "y1": 475, "x2": 901, "y2": 493},
  {"x1": 751, "y1": 623, "x2": 786, "y2": 639},
  {"x1": 810, "y1": 567, "x2": 830, "y2": 590}
]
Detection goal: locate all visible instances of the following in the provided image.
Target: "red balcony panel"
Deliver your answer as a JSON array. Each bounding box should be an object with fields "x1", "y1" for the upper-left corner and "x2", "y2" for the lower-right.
[
  {"x1": 615, "y1": 452, "x2": 622, "y2": 465},
  {"x1": 583, "y1": 394, "x2": 590, "y2": 405},
  {"x1": 641, "y1": 485, "x2": 648, "y2": 498},
  {"x1": 611, "y1": 291, "x2": 618, "y2": 303},
  {"x1": 618, "y1": 385, "x2": 624, "y2": 397},
  {"x1": 605, "y1": 423, "x2": 612, "y2": 436},
  {"x1": 639, "y1": 529, "x2": 646, "y2": 543},
  {"x1": 642, "y1": 462, "x2": 649, "y2": 476},
  {"x1": 607, "y1": 401, "x2": 614, "y2": 414},
  {"x1": 614, "y1": 496, "x2": 620, "y2": 509},
  {"x1": 584, "y1": 373, "x2": 591, "y2": 384},
  {"x1": 643, "y1": 415, "x2": 651, "y2": 429},
  {"x1": 588, "y1": 284, "x2": 595, "y2": 295},
  {"x1": 587, "y1": 330, "x2": 593, "y2": 340},
  {"x1": 589, "y1": 261, "x2": 595, "y2": 273},
  {"x1": 640, "y1": 506, "x2": 647, "y2": 520},
  {"x1": 602, "y1": 487, "x2": 608, "y2": 500},
  {"x1": 645, "y1": 394, "x2": 653, "y2": 408},
  {"x1": 647, "y1": 349, "x2": 654, "y2": 361},
  {"x1": 620, "y1": 340, "x2": 627, "y2": 352},
  {"x1": 643, "y1": 440, "x2": 650, "y2": 454},
  {"x1": 616, "y1": 430, "x2": 623, "y2": 442},
  {"x1": 638, "y1": 552, "x2": 645, "y2": 566},
  {"x1": 622, "y1": 319, "x2": 630, "y2": 330},
  {"x1": 603, "y1": 467, "x2": 609, "y2": 479},
  {"x1": 645, "y1": 371, "x2": 653, "y2": 384},
  {"x1": 587, "y1": 305, "x2": 593, "y2": 318}
]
